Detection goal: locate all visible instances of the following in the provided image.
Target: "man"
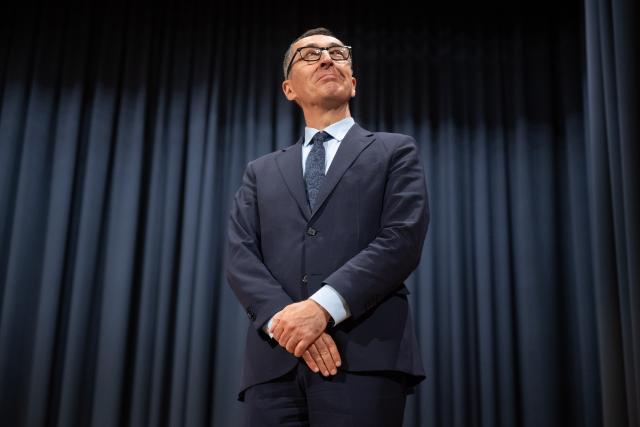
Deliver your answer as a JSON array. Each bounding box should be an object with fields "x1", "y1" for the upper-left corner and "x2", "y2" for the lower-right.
[{"x1": 226, "y1": 27, "x2": 429, "y2": 426}]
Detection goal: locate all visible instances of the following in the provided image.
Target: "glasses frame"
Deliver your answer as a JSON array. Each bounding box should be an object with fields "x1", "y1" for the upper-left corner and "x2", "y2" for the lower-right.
[{"x1": 285, "y1": 45, "x2": 352, "y2": 78}]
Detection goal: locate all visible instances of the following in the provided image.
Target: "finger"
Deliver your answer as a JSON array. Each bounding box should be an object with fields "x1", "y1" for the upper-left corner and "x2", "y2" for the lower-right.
[
  {"x1": 302, "y1": 350, "x2": 319, "y2": 373},
  {"x1": 314, "y1": 338, "x2": 337, "y2": 376},
  {"x1": 293, "y1": 338, "x2": 310, "y2": 358},
  {"x1": 271, "y1": 324, "x2": 284, "y2": 341},
  {"x1": 307, "y1": 344, "x2": 329, "y2": 376},
  {"x1": 268, "y1": 317, "x2": 280, "y2": 333},
  {"x1": 285, "y1": 335, "x2": 299, "y2": 354},
  {"x1": 321, "y1": 334, "x2": 341, "y2": 367},
  {"x1": 277, "y1": 327, "x2": 292, "y2": 346},
  {"x1": 293, "y1": 326, "x2": 323, "y2": 357}
]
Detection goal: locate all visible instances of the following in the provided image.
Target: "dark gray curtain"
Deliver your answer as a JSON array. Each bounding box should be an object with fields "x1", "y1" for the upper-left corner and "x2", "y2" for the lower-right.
[
  {"x1": 0, "y1": 1, "x2": 637, "y2": 426},
  {"x1": 583, "y1": 0, "x2": 639, "y2": 425}
]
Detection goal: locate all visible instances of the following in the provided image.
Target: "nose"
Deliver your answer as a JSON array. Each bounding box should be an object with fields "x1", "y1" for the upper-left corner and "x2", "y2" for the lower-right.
[{"x1": 318, "y1": 49, "x2": 334, "y2": 66}]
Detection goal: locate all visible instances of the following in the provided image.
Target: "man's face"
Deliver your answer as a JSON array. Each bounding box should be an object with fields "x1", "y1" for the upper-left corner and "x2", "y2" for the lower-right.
[{"x1": 282, "y1": 35, "x2": 357, "y2": 110}]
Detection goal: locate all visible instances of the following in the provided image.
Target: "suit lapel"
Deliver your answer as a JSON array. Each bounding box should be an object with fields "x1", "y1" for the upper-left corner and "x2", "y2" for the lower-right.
[
  {"x1": 311, "y1": 124, "x2": 375, "y2": 219},
  {"x1": 276, "y1": 138, "x2": 312, "y2": 220}
]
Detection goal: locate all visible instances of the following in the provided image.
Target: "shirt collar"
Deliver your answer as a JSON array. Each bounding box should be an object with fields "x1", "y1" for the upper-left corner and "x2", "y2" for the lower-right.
[{"x1": 303, "y1": 117, "x2": 355, "y2": 146}]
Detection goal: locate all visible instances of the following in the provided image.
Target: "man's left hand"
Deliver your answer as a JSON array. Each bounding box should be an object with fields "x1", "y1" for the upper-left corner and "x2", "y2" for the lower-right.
[{"x1": 270, "y1": 300, "x2": 330, "y2": 357}]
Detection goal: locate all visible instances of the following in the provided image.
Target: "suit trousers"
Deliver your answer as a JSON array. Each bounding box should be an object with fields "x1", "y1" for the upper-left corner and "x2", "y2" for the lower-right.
[{"x1": 243, "y1": 362, "x2": 409, "y2": 427}]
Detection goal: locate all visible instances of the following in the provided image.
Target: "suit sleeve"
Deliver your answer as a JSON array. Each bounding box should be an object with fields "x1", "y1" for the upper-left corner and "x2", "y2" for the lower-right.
[
  {"x1": 226, "y1": 161, "x2": 293, "y2": 331},
  {"x1": 324, "y1": 136, "x2": 429, "y2": 320}
]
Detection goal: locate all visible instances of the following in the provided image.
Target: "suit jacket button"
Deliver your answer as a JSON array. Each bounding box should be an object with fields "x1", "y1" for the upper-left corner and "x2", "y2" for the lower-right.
[
  {"x1": 307, "y1": 227, "x2": 317, "y2": 236},
  {"x1": 247, "y1": 311, "x2": 255, "y2": 320},
  {"x1": 302, "y1": 274, "x2": 309, "y2": 284}
]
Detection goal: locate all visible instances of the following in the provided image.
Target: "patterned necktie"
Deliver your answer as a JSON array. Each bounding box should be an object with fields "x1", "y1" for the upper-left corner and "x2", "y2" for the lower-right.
[{"x1": 305, "y1": 131, "x2": 332, "y2": 209}]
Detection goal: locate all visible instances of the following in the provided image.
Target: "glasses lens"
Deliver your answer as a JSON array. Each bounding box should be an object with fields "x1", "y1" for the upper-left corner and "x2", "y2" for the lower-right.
[
  {"x1": 328, "y1": 46, "x2": 350, "y2": 60},
  {"x1": 299, "y1": 47, "x2": 322, "y2": 61}
]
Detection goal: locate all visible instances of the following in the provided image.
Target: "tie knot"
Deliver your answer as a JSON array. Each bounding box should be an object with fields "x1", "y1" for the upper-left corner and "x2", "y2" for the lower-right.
[{"x1": 311, "y1": 131, "x2": 332, "y2": 145}]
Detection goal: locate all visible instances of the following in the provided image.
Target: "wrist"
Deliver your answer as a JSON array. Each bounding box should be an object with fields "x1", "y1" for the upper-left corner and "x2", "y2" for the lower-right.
[{"x1": 308, "y1": 299, "x2": 331, "y2": 324}]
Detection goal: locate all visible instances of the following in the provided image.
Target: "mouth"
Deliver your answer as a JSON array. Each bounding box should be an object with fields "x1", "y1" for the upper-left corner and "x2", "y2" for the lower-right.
[{"x1": 316, "y1": 73, "x2": 340, "y2": 83}]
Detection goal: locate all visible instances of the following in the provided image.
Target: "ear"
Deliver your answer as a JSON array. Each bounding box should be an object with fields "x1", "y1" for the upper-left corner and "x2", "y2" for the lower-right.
[
  {"x1": 282, "y1": 80, "x2": 297, "y2": 101},
  {"x1": 350, "y1": 75, "x2": 357, "y2": 98}
]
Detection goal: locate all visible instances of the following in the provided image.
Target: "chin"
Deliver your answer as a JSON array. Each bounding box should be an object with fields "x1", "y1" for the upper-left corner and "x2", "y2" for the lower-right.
[
  {"x1": 320, "y1": 95, "x2": 351, "y2": 110},
  {"x1": 320, "y1": 85, "x2": 350, "y2": 99}
]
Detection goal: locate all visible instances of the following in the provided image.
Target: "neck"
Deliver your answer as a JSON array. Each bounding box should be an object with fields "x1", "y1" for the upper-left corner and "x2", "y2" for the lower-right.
[{"x1": 302, "y1": 104, "x2": 351, "y2": 129}]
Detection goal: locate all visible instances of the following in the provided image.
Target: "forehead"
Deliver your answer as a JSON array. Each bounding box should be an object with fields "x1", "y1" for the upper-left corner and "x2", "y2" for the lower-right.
[{"x1": 292, "y1": 34, "x2": 345, "y2": 50}]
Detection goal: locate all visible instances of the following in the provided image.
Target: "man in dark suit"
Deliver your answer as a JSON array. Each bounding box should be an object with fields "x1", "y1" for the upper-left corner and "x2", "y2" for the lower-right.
[{"x1": 226, "y1": 27, "x2": 429, "y2": 426}]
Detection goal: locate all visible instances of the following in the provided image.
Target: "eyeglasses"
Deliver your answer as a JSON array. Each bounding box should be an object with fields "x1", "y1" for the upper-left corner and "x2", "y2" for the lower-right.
[{"x1": 286, "y1": 45, "x2": 352, "y2": 78}]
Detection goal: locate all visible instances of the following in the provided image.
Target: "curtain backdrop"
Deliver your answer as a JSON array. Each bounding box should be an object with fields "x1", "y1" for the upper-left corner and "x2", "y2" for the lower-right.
[{"x1": 0, "y1": 1, "x2": 637, "y2": 426}]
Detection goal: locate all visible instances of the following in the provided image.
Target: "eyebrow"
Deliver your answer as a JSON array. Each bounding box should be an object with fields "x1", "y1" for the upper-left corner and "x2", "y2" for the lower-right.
[{"x1": 298, "y1": 42, "x2": 344, "y2": 49}]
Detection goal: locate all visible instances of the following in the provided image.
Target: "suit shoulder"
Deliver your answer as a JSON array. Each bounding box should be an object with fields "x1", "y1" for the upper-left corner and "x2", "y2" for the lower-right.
[
  {"x1": 372, "y1": 131, "x2": 416, "y2": 143},
  {"x1": 371, "y1": 131, "x2": 418, "y2": 154},
  {"x1": 246, "y1": 145, "x2": 294, "y2": 168},
  {"x1": 249, "y1": 149, "x2": 279, "y2": 164}
]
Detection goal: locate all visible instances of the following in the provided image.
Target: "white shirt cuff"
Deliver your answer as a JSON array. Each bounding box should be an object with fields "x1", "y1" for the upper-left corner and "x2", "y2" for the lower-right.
[
  {"x1": 263, "y1": 318, "x2": 274, "y2": 338},
  {"x1": 309, "y1": 285, "x2": 351, "y2": 326}
]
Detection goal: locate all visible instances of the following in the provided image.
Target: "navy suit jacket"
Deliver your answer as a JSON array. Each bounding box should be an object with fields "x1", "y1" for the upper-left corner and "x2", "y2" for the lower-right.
[{"x1": 226, "y1": 123, "x2": 429, "y2": 399}]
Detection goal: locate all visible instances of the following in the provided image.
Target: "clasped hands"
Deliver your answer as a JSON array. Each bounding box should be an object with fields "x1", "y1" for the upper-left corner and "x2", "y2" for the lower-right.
[{"x1": 269, "y1": 300, "x2": 341, "y2": 377}]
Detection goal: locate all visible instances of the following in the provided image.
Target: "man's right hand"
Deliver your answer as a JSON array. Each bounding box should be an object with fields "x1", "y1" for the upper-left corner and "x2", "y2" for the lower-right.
[{"x1": 301, "y1": 332, "x2": 341, "y2": 377}]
